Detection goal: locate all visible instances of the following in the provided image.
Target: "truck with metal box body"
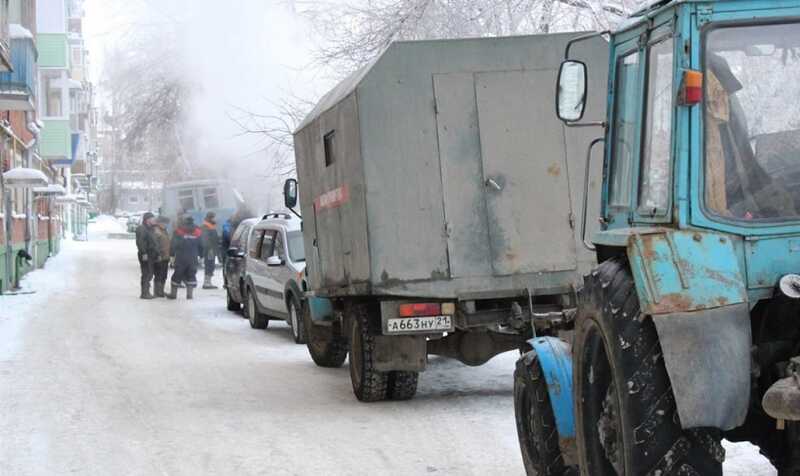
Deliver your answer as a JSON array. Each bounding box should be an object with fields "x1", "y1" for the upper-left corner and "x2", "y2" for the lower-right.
[{"x1": 286, "y1": 33, "x2": 609, "y2": 402}]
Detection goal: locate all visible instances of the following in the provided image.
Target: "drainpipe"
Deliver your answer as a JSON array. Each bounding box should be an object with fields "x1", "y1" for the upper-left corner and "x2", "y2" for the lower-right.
[{"x1": 1, "y1": 139, "x2": 11, "y2": 294}]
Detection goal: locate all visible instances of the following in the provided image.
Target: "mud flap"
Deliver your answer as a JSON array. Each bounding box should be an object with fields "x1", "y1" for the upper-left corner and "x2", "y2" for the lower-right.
[
  {"x1": 308, "y1": 296, "x2": 334, "y2": 323},
  {"x1": 653, "y1": 303, "x2": 751, "y2": 430}
]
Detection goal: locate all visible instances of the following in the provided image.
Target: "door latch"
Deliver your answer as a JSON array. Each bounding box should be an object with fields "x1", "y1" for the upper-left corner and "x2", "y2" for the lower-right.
[{"x1": 485, "y1": 178, "x2": 503, "y2": 191}]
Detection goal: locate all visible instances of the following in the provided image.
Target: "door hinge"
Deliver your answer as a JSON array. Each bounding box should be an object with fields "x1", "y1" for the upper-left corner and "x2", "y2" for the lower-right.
[
  {"x1": 697, "y1": 4, "x2": 713, "y2": 26},
  {"x1": 433, "y1": 98, "x2": 439, "y2": 115},
  {"x1": 568, "y1": 212, "x2": 575, "y2": 230}
]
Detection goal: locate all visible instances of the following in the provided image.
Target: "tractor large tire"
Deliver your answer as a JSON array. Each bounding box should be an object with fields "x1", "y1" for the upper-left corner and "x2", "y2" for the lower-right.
[
  {"x1": 514, "y1": 351, "x2": 575, "y2": 476},
  {"x1": 304, "y1": 302, "x2": 348, "y2": 368},
  {"x1": 388, "y1": 371, "x2": 419, "y2": 401},
  {"x1": 574, "y1": 257, "x2": 724, "y2": 476},
  {"x1": 349, "y1": 303, "x2": 389, "y2": 402}
]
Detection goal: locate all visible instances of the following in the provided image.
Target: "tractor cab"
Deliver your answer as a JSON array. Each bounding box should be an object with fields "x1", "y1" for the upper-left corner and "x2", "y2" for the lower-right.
[{"x1": 515, "y1": 2, "x2": 800, "y2": 475}]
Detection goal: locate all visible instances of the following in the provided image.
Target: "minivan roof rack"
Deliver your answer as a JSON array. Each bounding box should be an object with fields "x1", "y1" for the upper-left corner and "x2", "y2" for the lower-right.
[{"x1": 262, "y1": 212, "x2": 293, "y2": 220}]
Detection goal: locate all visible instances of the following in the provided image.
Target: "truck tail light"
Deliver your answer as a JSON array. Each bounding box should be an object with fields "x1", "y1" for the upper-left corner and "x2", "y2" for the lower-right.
[
  {"x1": 399, "y1": 303, "x2": 441, "y2": 317},
  {"x1": 680, "y1": 70, "x2": 703, "y2": 106}
]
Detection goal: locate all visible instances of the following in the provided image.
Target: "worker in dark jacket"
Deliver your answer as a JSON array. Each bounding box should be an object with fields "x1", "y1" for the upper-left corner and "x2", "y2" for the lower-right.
[
  {"x1": 135, "y1": 212, "x2": 158, "y2": 299},
  {"x1": 167, "y1": 215, "x2": 204, "y2": 300},
  {"x1": 201, "y1": 212, "x2": 219, "y2": 289},
  {"x1": 152, "y1": 216, "x2": 171, "y2": 298}
]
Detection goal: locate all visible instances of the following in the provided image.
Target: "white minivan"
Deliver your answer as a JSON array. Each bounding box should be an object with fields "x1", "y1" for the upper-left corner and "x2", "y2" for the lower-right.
[{"x1": 242, "y1": 213, "x2": 308, "y2": 343}]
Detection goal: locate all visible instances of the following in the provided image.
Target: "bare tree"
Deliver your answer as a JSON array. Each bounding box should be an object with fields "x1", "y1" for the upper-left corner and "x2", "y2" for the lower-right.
[{"x1": 300, "y1": 0, "x2": 647, "y2": 73}]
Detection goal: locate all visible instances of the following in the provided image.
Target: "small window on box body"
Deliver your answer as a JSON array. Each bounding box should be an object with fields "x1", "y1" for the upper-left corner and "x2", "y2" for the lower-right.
[{"x1": 323, "y1": 131, "x2": 336, "y2": 167}]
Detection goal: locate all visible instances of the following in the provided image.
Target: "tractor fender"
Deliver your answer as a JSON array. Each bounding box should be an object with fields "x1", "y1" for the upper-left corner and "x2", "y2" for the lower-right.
[
  {"x1": 525, "y1": 336, "x2": 575, "y2": 439},
  {"x1": 624, "y1": 229, "x2": 750, "y2": 431}
]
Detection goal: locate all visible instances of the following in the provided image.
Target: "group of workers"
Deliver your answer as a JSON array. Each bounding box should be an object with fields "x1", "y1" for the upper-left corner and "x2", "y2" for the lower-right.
[{"x1": 135, "y1": 211, "x2": 221, "y2": 300}]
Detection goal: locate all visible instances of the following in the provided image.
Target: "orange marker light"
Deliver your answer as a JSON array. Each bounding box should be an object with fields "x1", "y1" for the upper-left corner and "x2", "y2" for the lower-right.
[{"x1": 681, "y1": 70, "x2": 703, "y2": 106}]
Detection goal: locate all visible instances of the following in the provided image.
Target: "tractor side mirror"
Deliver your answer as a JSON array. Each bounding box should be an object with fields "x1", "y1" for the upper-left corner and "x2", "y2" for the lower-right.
[
  {"x1": 556, "y1": 60, "x2": 588, "y2": 123},
  {"x1": 284, "y1": 178, "x2": 298, "y2": 209}
]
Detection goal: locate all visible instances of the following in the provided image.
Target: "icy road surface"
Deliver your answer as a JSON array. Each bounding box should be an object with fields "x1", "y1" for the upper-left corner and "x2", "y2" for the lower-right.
[{"x1": 0, "y1": 220, "x2": 778, "y2": 475}]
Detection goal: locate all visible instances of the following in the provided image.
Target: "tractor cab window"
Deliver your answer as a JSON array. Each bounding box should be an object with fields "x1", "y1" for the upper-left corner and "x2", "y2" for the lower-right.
[
  {"x1": 639, "y1": 38, "x2": 674, "y2": 214},
  {"x1": 705, "y1": 22, "x2": 800, "y2": 221},
  {"x1": 609, "y1": 51, "x2": 641, "y2": 208}
]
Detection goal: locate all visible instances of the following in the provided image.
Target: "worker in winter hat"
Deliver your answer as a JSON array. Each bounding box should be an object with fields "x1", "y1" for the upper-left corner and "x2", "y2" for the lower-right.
[
  {"x1": 167, "y1": 215, "x2": 203, "y2": 300},
  {"x1": 135, "y1": 212, "x2": 158, "y2": 299},
  {"x1": 201, "y1": 212, "x2": 220, "y2": 289},
  {"x1": 151, "y1": 216, "x2": 171, "y2": 298}
]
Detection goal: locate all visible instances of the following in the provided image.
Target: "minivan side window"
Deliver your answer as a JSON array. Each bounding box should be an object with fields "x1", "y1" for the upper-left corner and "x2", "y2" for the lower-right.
[
  {"x1": 273, "y1": 231, "x2": 286, "y2": 260},
  {"x1": 249, "y1": 230, "x2": 264, "y2": 258},
  {"x1": 260, "y1": 230, "x2": 277, "y2": 260}
]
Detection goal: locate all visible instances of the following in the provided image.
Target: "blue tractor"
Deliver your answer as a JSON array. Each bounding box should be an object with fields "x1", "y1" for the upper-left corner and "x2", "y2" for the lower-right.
[{"x1": 514, "y1": 1, "x2": 800, "y2": 474}]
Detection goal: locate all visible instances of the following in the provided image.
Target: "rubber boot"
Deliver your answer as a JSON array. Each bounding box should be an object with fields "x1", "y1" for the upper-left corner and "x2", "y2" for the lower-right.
[
  {"x1": 186, "y1": 286, "x2": 195, "y2": 300},
  {"x1": 166, "y1": 283, "x2": 178, "y2": 300},
  {"x1": 154, "y1": 282, "x2": 165, "y2": 298},
  {"x1": 140, "y1": 283, "x2": 154, "y2": 300},
  {"x1": 202, "y1": 276, "x2": 218, "y2": 290}
]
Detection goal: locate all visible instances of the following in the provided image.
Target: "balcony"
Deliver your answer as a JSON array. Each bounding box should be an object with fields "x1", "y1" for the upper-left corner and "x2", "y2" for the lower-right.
[
  {"x1": 40, "y1": 119, "x2": 72, "y2": 165},
  {"x1": 0, "y1": 29, "x2": 37, "y2": 111}
]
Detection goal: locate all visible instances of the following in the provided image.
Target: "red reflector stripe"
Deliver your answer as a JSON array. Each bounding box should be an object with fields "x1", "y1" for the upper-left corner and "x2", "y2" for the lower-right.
[{"x1": 398, "y1": 303, "x2": 441, "y2": 317}]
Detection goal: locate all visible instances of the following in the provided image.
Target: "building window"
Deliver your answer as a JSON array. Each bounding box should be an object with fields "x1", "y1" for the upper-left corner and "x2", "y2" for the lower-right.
[
  {"x1": 323, "y1": 131, "x2": 336, "y2": 167},
  {"x1": 203, "y1": 187, "x2": 219, "y2": 209},
  {"x1": 71, "y1": 46, "x2": 82, "y2": 67},
  {"x1": 178, "y1": 189, "x2": 195, "y2": 211},
  {"x1": 42, "y1": 70, "x2": 63, "y2": 117}
]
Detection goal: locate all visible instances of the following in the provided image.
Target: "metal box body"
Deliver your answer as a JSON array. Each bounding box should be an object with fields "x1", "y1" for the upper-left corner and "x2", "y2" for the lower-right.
[{"x1": 294, "y1": 33, "x2": 609, "y2": 299}]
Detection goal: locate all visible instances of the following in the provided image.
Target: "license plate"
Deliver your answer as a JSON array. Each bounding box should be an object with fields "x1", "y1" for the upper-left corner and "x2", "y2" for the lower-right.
[{"x1": 386, "y1": 315, "x2": 453, "y2": 333}]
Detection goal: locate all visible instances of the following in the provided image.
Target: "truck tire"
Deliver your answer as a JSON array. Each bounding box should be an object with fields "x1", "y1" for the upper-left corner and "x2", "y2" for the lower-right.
[
  {"x1": 388, "y1": 371, "x2": 418, "y2": 400},
  {"x1": 288, "y1": 297, "x2": 307, "y2": 344},
  {"x1": 227, "y1": 288, "x2": 241, "y2": 312},
  {"x1": 349, "y1": 303, "x2": 389, "y2": 402},
  {"x1": 574, "y1": 257, "x2": 724, "y2": 476},
  {"x1": 514, "y1": 351, "x2": 574, "y2": 476},
  {"x1": 304, "y1": 303, "x2": 348, "y2": 368},
  {"x1": 246, "y1": 288, "x2": 268, "y2": 330}
]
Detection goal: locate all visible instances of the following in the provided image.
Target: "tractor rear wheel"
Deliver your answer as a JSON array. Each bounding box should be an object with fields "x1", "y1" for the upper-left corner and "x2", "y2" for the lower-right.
[{"x1": 574, "y1": 257, "x2": 724, "y2": 475}]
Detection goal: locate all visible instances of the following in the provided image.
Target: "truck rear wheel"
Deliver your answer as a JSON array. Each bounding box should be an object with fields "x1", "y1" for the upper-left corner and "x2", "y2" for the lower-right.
[
  {"x1": 349, "y1": 303, "x2": 388, "y2": 402},
  {"x1": 514, "y1": 351, "x2": 574, "y2": 475},
  {"x1": 304, "y1": 302, "x2": 348, "y2": 368},
  {"x1": 388, "y1": 371, "x2": 418, "y2": 400},
  {"x1": 574, "y1": 258, "x2": 724, "y2": 475}
]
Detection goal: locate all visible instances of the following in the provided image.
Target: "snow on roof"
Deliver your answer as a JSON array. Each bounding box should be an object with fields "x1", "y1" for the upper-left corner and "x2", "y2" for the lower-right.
[
  {"x1": 9, "y1": 24, "x2": 33, "y2": 40},
  {"x1": 119, "y1": 181, "x2": 163, "y2": 190},
  {"x1": 3, "y1": 167, "x2": 48, "y2": 187},
  {"x1": 33, "y1": 184, "x2": 66, "y2": 196}
]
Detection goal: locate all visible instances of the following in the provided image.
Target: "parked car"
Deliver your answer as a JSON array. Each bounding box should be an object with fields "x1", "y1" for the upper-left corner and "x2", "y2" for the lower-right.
[
  {"x1": 126, "y1": 213, "x2": 142, "y2": 233},
  {"x1": 240, "y1": 213, "x2": 307, "y2": 343},
  {"x1": 224, "y1": 217, "x2": 260, "y2": 312}
]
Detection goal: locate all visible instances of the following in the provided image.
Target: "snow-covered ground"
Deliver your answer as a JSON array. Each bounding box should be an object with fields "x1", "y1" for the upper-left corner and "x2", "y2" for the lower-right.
[{"x1": 0, "y1": 221, "x2": 779, "y2": 475}]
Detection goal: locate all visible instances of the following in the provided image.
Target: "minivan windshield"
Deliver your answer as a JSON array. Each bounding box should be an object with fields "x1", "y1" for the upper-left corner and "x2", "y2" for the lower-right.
[
  {"x1": 287, "y1": 230, "x2": 305, "y2": 262},
  {"x1": 704, "y1": 22, "x2": 800, "y2": 222}
]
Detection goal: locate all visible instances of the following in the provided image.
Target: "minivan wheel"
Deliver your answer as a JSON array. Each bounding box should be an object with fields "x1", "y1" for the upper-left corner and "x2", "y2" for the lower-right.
[
  {"x1": 247, "y1": 289, "x2": 268, "y2": 329},
  {"x1": 227, "y1": 288, "x2": 241, "y2": 312},
  {"x1": 289, "y1": 298, "x2": 307, "y2": 344}
]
